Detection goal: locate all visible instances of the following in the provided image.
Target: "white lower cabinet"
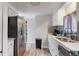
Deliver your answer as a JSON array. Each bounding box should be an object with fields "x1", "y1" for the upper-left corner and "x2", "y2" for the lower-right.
[
  {"x1": 8, "y1": 39, "x2": 14, "y2": 56},
  {"x1": 48, "y1": 37, "x2": 59, "y2": 56},
  {"x1": 0, "y1": 53, "x2": 2, "y2": 56}
]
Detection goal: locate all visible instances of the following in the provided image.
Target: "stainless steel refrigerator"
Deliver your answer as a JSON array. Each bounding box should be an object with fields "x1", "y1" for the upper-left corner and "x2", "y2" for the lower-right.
[{"x1": 8, "y1": 16, "x2": 27, "y2": 56}]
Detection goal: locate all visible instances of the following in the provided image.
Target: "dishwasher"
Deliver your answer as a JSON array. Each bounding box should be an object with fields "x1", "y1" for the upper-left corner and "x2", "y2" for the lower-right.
[{"x1": 58, "y1": 45, "x2": 79, "y2": 56}]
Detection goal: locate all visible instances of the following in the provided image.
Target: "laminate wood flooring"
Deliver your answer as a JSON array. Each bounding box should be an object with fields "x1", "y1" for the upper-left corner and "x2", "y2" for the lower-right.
[{"x1": 23, "y1": 48, "x2": 51, "y2": 56}]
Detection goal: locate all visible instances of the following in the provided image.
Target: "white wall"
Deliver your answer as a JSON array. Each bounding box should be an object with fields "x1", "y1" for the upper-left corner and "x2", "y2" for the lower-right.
[
  {"x1": 26, "y1": 14, "x2": 52, "y2": 49},
  {"x1": 0, "y1": 3, "x2": 3, "y2": 56},
  {"x1": 2, "y1": 3, "x2": 8, "y2": 56},
  {"x1": 27, "y1": 16, "x2": 36, "y2": 43},
  {"x1": 35, "y1": 14, "x2": 52, "y2": 48},
  {"x1": 25, "y1": 16, "x2": 36, "y2": 50}
]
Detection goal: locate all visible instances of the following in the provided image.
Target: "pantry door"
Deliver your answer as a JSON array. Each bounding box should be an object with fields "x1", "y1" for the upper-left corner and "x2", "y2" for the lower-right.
[{"x1": 0, "y1": 3, "x2": 3, "y2": 56}]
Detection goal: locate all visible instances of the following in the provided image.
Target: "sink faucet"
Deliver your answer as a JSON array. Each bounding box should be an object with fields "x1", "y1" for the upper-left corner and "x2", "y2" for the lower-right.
[{"x1": 71, "y1": 34, "x2": 77, "y2": 40}]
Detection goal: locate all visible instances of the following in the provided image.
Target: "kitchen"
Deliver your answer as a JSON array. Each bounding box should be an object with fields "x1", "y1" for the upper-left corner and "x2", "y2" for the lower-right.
[
  {"x1": 48, "y1": 2, "x2": 79, "y2": 56},
  {"x1": 0, "y1": 2, "x2": 79, "y2": 56}
]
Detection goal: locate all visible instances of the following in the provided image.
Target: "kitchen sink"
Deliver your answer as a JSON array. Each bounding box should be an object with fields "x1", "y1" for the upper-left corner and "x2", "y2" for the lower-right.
[{"x1": 55, "y1": 36, "x2": 78, "y2": 43}]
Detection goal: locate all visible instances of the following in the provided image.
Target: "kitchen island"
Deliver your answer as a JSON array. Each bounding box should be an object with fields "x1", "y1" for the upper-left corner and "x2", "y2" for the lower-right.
[{"x1": 48, "y1": 34, "x2": 79, "y2": 56}]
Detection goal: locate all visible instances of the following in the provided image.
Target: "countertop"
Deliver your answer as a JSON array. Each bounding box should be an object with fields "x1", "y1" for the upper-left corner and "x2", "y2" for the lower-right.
[{"x1": 48, "y1": 34, "x2": 79, "y2": 52}]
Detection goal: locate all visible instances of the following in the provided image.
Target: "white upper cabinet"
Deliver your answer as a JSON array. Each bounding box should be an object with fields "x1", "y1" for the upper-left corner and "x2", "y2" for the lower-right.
[
  {"x1": 65, "y1": 2, "x2": 76, "y2": 15},
  {"x1": 52, "y1": 12, "x2": 58, "y2": 26},
  {"x1": 52, "y1": 8, "x2": 65, "y2": 26},
  {"x1": 8, "y1": 8, "x2": 15, "y2": 16},
  {"x1": 8, "y1": 4, "x2": 17, "y2": 16},
  {"x1": 57, "y1": 7, "x2": 65, "y2": 26},
  {"x1": 52, "y1": 2, "x2": 76, "y2": 26}
]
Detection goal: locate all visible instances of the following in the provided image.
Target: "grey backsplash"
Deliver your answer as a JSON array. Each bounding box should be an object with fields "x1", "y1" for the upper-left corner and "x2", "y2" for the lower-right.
[
  {"x1": 48, "y1": 26, "x2": 79, "y2": 41},
  {"x1": 48, "y1": 26, "x2": 63, "y2": 34}
]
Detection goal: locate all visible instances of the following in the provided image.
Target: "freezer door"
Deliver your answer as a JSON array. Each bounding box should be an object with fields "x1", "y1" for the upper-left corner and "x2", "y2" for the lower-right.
[{"x1": 0, "y1": 3, "x2": 3, "y2": 55}]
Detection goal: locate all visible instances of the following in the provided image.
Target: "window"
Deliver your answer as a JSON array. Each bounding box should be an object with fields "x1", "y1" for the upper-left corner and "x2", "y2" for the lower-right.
[{"x1": 63, "y1": 11, "x2": 77, "y2": 37}]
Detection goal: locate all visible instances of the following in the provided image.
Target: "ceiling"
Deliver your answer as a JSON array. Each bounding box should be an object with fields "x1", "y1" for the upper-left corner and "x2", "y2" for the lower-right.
[{"x1": 9, "y1": 2, "x2": 65, "y2": 16}]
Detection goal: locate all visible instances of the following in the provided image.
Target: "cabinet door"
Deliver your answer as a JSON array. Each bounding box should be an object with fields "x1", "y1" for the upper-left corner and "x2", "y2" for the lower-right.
[
  {"x1": 0, "y1": 3, "x2": 3, "y2": 56},
  {"x1": 8, "y1": 40, "x2": 14, "y2": 56},
  {"x1": 8, "y1": 7, "x2": 16, "y2": 16},
  {"x1": 52, "y1": 7, "x2": 65, "y2": 26},
  {"x1": 52, "y1": 12, "x2": 58, "y2": 26},
  {"x1": 48, "y1": 38, "x2": 59, "y2": 56},
  {"x1": 8, "y1": 46, "x2": 13, "y2": 56},
  {"x1": 58, "y1": 7, "x2": 65, "y2": 25},
  {"x1": 51, "y1": 39, "x2": 59, "y2": 56}
]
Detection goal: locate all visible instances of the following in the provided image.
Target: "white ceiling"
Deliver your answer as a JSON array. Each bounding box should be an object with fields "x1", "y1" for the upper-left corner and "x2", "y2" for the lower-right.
[{"x1": 9, "y1": 2, "x2": 65, "y2": 15}]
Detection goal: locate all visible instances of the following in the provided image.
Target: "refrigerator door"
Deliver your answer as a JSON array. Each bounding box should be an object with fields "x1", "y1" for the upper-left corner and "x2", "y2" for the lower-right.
[
  {"x1": 17, "y1": 17, "x2": 26, "y2": 56},
  {"x1": 0, "y1": 3, "x2": 3, "y2": 56}
]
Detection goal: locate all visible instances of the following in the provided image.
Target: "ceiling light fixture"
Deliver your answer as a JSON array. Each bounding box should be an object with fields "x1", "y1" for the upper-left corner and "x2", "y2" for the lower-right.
[{"x1": 30, "y1": 2, "x2": 40, "y2": 6}]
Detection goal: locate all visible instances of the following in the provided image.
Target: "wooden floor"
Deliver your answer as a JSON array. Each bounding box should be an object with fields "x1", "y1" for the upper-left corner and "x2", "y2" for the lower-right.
[{"x1": 23, "y1": 48, "x2": 50, "y2": 56}]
